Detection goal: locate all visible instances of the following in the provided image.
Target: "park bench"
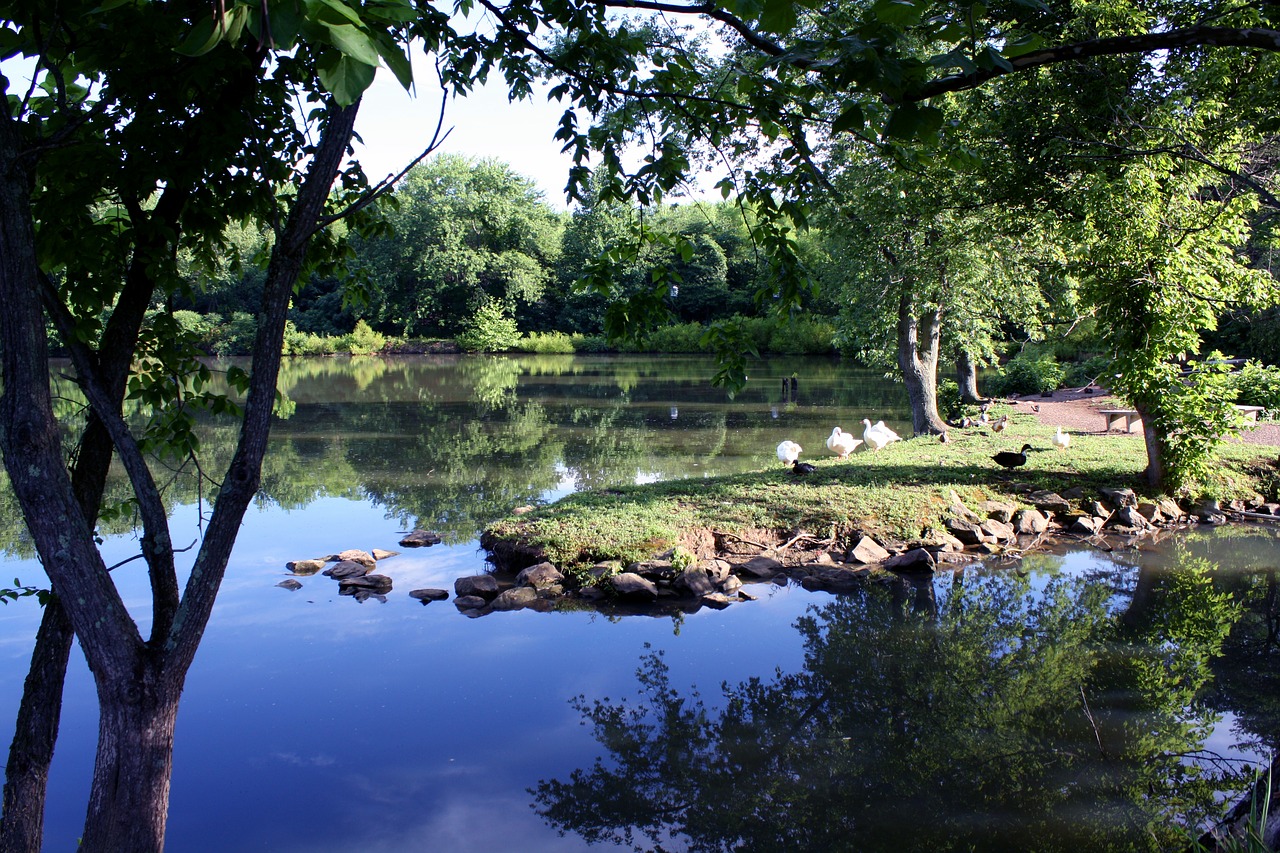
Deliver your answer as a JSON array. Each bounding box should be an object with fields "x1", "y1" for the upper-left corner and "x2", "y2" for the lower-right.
[
  {"x1": 1235, "y1": 404, "x2": 1265, "y2": 422},
  {"x1": 1100, "y1": 409, "x2": 1142, "y2": 432}
]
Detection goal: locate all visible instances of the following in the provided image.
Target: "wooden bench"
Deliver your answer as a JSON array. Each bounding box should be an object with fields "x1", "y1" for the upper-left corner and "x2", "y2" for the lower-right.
[
  {"x1": 1100, "y1": 409, "x2": 1142, "y2": 432},
  {"x1": 1235, "y1": 404, "x2": 1265, "y2": 423}
]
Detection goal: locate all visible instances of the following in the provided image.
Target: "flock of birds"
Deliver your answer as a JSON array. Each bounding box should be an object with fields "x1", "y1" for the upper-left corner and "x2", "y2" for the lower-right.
[{"x1": 776, "y1": 417, "x2": 1073, "y2": 475}]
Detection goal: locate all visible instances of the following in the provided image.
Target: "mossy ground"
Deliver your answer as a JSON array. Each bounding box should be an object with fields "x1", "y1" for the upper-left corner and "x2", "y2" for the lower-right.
[{"x1": 484, "y1": 416, "x2": 1280, "y2": 571}]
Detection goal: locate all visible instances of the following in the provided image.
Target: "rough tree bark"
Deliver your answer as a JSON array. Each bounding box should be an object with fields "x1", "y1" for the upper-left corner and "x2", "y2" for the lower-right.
[
  {"x1": 897, "y1": 288, "x2": 949, "y2": 436},
  {"x1": 956, "y1": 350, "x2": 982, "y2": 404}
]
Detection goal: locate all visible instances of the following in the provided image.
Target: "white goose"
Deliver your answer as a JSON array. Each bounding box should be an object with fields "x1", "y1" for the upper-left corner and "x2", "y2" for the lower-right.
[
  {"x1": 1051, "y1": 426, "x2": 1071, "y2": 450},
  {"x1": 776, "y1": 440, "x2": 803, "y2": 465},
  {"x1": 861, "y1": 419, "x2": 902, "y2": 451},
  {"x1": 825, "y1": 427, "x2": 862, "y2": 459}
]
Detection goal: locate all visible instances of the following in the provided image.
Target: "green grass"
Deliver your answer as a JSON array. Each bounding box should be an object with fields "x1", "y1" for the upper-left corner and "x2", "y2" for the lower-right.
[{"x1": 485, "y1": 415, "x2": 1279, "y2": 571}]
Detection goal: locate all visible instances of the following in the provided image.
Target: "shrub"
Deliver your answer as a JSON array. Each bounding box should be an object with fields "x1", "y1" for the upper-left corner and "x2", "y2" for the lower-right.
[
  {"x1": 343, "y1": 319, "x2": 386, "y2": 355},
  {"x1": 517, "y1": 332, "x2": 576, "y2": 354},
  {"x1": 1233, "y1": 360, "x2": 1280, "y2": 413},
  {"x1": 206, "y1": 312, "x2": 259, "y2": 357},
  {"x1": 570, "y1": 334, "x2": 614, "y2": 353},
  {"x1": 768, "y1": 318, "x2": 836, "y2": 355},
  {"x1": 987, "y1": 355, "x2": 1065, "y2": 396},
  {"x1": 936, "y1": 378, "x2": 963, "y2": 421},
  {"x1": 1063, "y1": 355, "x2": 1115, "y2": 389},
  {"x1": 641, "y1": 322, "x2": 708, "y2": 353},
  {"x1": 456, "y1": 301, "x2": 521, "y2": 352}
]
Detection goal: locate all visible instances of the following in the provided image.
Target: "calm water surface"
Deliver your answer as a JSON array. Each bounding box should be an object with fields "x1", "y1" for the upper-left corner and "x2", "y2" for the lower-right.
[{"x1": 0, "y1": 355, "x2": 1277, "y2": 851}]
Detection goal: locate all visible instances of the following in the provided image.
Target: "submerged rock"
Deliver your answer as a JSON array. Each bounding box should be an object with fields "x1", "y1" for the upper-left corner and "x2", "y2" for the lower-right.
[
  {"x1": 455, "y1": 575, "x2": 499, "y2": 599},
  {"x1": 323, "y1": 560, "x2": 369, "y2": 580},
  {"x1": 286, "y1": 559, "x2": 326, "y2": 576},
  {"x1": 516, "y1": 562, "x2": 564, "y2": 589},
  {"x1": 276, "y1": 579, "x2": 303, "y2": 591},
  {"x1": 409, "y1": 588, "x2": 449, "y2": 603},
  {"x1": 492, "y1": 587, "x2": 538, "y2": 611},
  {"x1": 735, "y1": 556, "x2": 784, "y2": 579},
  {"x1": 336, "y1": 549, "x2": 376, "y2": 569},
  {"x1": 400, "y1": 530, "x2": 443, "y2": 547},
  {"x1": 611, "y1": 572, "x2": 658, "y2": 601}
]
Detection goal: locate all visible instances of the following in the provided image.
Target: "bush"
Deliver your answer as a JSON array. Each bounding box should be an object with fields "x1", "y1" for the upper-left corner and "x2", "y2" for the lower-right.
[
  {"x1": 206, "y1": 312, "x2": 259, "y2": 356},
  {"x1": 1063, "y1": 355, "x2": 1115, "y2": 389},
  {"x1": 936, "y1": 378, "x2": 963, "y2": 421},
  {"x1": 342, "y1": 319, "x2": 386, "y2": 355},
  {"x1": 517, "y1": 332, "x2": 576, "y2": 354},
  {"x1": 640, "y1": 322, "x2": 708, "y2": 353},
  {"x1": 456, "y1": 301, "x2": 521, "y2": 352},
  {"x1": 569, "y1": 334, "x2": 614, "y2": 353},
  {"x1": 987, "y1": 355, "x2": 1065, "y2": 396},
  {"x1": 767, "y1": 318, "x2": 836, "y2": 355},
  {"x1": 1233, "y1": 360, "x2": 1280, "y2": 413}
]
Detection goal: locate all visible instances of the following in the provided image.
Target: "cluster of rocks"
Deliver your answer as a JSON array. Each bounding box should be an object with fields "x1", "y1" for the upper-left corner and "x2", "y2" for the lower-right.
[{"x1": 277, "y1": 529, "x2": 449, "y2": 603}]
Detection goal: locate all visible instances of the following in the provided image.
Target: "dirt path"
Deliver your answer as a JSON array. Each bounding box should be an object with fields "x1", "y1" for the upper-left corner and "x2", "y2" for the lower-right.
[{"x1": 1009, "y1": 387, "x2": 1280, "y2": 447}]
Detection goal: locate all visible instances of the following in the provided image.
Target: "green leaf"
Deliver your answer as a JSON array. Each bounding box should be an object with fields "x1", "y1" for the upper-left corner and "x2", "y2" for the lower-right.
[
  {"x1": 174, "y1": 14, "x2": 227, "y2": 57},
  {"x1": 318, "y1": 53, "x2": 377, "y2": 105},
  {"x1": 1003, "y1": 34, "x2": 1047, "y2": 58},
  {"x1": 884, "y1": 103, "x2": 944, "y2": 140},
  {"x1": 872, "y1": 0, "x2": 925, "y2": 28},
  {"x1": 307, "y1": 0, "x2": 365, "y2": 28},
  {"x1": 374, "y1": 33, "x2": 413, "y2": 90},
  {"x1": 759, "y1": 0, "x2": 798, "y2": 34},
  {"x1": 831, "y1": 104, "x2": 864, "y2": 134},
  {"x1": 324, "y1": 23, "x2": 381, "y2": 66}
]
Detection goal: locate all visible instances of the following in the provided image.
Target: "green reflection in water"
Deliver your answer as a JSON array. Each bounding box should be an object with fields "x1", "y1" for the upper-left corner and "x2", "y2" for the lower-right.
[{"x1": 532, "y1": 542, "x2": 1256, "y2": 852}]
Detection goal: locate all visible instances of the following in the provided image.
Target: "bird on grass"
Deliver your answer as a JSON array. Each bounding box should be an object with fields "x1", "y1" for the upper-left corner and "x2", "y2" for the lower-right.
[
  {"x1": 1051, "y1": 426, "x2": 1071, "y2": 450},
  {"x1": 789, "y1": 459, "x2": 817, "y2": 475},
  {"x1": 992, "y1": 414, "x2": 1010, "y2": 433},
  {"x1": 826, "y1": 427, "x2": 863, "y2": 459},
  {"x1": 861, "y1": 419, "x2": 902, "y2": 451},
  {"x1": 992, "y1": 444, "x2": 1034, "y2": 469},
  {"x1": 777, "y1": 440, "x2": 802, "y2": 466}
]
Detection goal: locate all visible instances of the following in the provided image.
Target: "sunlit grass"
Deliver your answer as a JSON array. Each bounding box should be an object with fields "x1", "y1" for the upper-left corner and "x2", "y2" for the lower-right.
[{"x1": 486, "y1": 414, "x2": 1278, "y2": 570}]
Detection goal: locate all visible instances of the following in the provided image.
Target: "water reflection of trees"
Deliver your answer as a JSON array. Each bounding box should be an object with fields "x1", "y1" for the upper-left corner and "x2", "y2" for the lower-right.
[{"x1": 533, "y1": 559, "x2": 1248, "y2": 852}]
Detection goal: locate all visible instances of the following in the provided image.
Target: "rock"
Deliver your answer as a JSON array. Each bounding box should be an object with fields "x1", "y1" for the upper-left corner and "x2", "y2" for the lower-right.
[
  {"x1": 813, "y1": 551, "x2": 835, "y2": 565},
  {"x1": 1136, "y1": 502, "x2": 1163, "y2": 523},
  {"x1": 1156, "y1": 498, "x2": 1185, "y2": 519},
  {"x1": 980, "y1": 519, "x2": 1015, "y2": 543},
  {"x1": 847, "y1": 535, "x2": 891, "y2": 565},
  {"x1": 1012, "y1": 509, "x2": 1049, "y2": 535},
  {"x1": 286, "y1": 559, "x2": 326, "y2": 575},
  {"x1": 736, "y1": 556, "x2": 785, "y2": 579},
  {"x1": 700, "y1": 592, "x2": 733, "y2": 610},
  {"x1": 721, "y1": 575, "x2": 743, "y2": 594},
  {"x1": 703, "y1": 559, "x2": 731, "y2": 582},
  {"x1": 1028, "y1": 490, "x2": 1073, "y2": 513},
  {"x1": 674, "y1": 568, "x2": 716, "y2": 597},
  {"x1": 276, "y1": 579, "x2": 303, "y2": 590},
  {"x1": 883, "y1": 548, "x2": 936, "y2": 572},
  {"x1": 1262, "y1": 503, "x2": 1280, "y2": 517},
  {"x1": 1086, "y1": 501, "x2": 1110, "y2": 518},
  {"x1": 1101, "y1": 487, "x2": 1138, "y2": 508},
  {"x1": 400, "y1": 530, "x2": 443, "y2": 547},
  {"x1": 371, "y1": 549, "x2": 399, "y2": 561},
  {"x1": 1070, "y1": 516, "x2": 1102, "y2": 534},
  {"x1": 626, "y1": 559, "x2": 676, "y2": 580},
  {"x1": 453, "y1": 595, "x2": 488, "y2": 610},
  {"x1": 589, "y1": 561, "x2": 621, "y2": 579},
  {"x1": 1109, "y1": 506, "x2": 1151, "y2": 529},
  {"x1": 323, "y1": 560, "x2": 369, "y2": 580},
  {"x1": 611, "y1": 572, "x2": 658, "y2": 601},
  {"x1": 516, "y1": 562, "x2": 564, "y2": 589},
  {"x1": 944, "y1": 518, "x2": 986, "y2": 547},
  {"x1": 492, "y1": 587, "x2": 538, "y2": 611},
  {"x1": 935, "y1": 531, "x2": 968, "y2": 552},
  {"x1": 338, "y1": 574, "x2": 392, "y2": 592},
  {"x1": 1062, "y1": 486, "x2": 1086, "y2": 500},
  {"x1": 981, "y1": 500, "x2": 1017, "y2": 523},
  {"x1": 336, "y1": 549, "x2": 376, "y2": 568},
  {"x1": 1194, "y1": 499, "x2": 1227, "y2": 524},
  {"x1": 738, "y1": 589, "x2": 759, "y2": 601},
  {"x1": 409, "y1": 588, "x2": 449, "y2": 602},
  {"x1": 454, "y1": 574, "x2": 500, "y2": 599},
  {"x1": 579, "y1": 585, "x2": 607, "y2": 601}
]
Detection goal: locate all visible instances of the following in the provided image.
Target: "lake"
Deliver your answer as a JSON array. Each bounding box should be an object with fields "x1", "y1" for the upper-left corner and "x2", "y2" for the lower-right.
[{"x1": 1, "y1": 354, "x2": 1277, "y2": 851}]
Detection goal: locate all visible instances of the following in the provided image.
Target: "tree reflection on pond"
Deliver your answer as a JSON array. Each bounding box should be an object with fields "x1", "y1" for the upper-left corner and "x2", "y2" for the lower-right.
[{"x1": 534, "y1": 549, "x2": 1252, "y2": 852}]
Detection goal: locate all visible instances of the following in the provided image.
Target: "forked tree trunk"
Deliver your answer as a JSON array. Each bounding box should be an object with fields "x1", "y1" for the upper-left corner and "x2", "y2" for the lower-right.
[
  {"x1": 897, "y1": 289, "x2": 948, "y2": 436},
  {"x1": 956, "y1": 349, "x2": 982, "y2": 404}
]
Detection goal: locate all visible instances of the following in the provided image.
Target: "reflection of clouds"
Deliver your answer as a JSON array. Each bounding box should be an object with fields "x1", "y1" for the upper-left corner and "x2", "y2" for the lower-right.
[
  {"x1": 271, "y1": 751, "x2": 337, "y2": 768},
  {"x1": 273, "y1": 791, "x2": 594, "y2": 853}
]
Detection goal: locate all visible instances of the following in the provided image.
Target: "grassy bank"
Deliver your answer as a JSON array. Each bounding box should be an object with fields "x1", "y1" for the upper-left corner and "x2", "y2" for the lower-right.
[{"x1": 484, "y1": 419, "x2": 1280, "y2": 571}]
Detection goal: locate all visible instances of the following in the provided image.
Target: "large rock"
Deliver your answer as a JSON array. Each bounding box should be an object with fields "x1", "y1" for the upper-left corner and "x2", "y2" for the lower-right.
[
  {"x1": 721, "y1": 575, "x2": 743, "y2": 594},
  {"x1": 1109, "y1": 506, "x2": 1151, "y2": 529},
  {"x1": 674, "y1": 568, "x2": 716, "y2": 597},
  {"x1": 400, "y1": 530, "x2": 443, "y2": 547},
  {"x1": 286, "y1": 559, "x2": 326, "y2": 575},
  {"x1": 323, "y1": 560, "x2": 370, "y2": 580},
  {"x1": 700, "y1": 592, "x2": 734, "y2": 610},
  {"x1": 453, "y1": 595, "x2": 488, "y2": 610},
  {"x1": 980, "y1": 519, "x2": 1016, "y2": 543},
  {"x1": 1101, "y1": 487, "x2": 1138, "y2": 508},
  {"x1": 883, "y1": 548, "x2": 936, "y2": 573},
  {"x1": 1136, "y1": 502, "x2": 1164, "y2": 524},
  {"x1": 1012, "y1": 509, "x2": 1049, "y2": 535},
  {"x1": 847, "y1": 535, "x2": 890, "y2": 565},
  {"x1": 982, "y1": 500, "x2": 1017, "y2": 523},
  {"x1": 516, "y1": 562, "x2": 564, "y2": 589},
  {"x1": 372, "y1": 549, "x2": 399, "y2": 561},
  {"x1": 735, "y1": 556, "x2": 785, "y2": 579},
  {"x1": 409, "y1": 588, "x2": 449, "y2": 602},
  {"x1": 491, "y1": 587, "x2": 538, "y2": 611},
  {"x1": 1070, "y1": 516, "x2": 1102, "y2": 535},
  {"x1": 338, "y1": 574, "x2": 392, "y2": 592},
  {"x1": 1156, "y1": 498, "x2": 1185, "y2": 519},
  {"x1": 336, "y1": 549, "x2": 376, "y2": 569},
  {"x1": 454, "y1": 574, "x2": 500, "y2": 599},
  {"x1": 944, "y1": 518, "x2": 986, "y2": 547},
  {"x1": 1028, "y1": 491, "x2": 1073, "y2": 513},
  {"x1": 611, "y1": 572, "x2": 658, "y2": 601},
  {"x1": 626, "y1": 559, "x2": 676, "y2": 580}
]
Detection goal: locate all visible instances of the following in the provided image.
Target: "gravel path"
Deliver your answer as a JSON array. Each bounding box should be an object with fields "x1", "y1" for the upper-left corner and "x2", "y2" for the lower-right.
[{"x1": 1009, "y1": 387, "x2": 1280, "y2": 447}]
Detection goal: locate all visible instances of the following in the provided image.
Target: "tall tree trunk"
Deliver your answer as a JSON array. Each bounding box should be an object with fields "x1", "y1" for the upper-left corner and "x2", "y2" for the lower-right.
[
  {"x1": 956, "y1": 349, "x2": 982, "y2": 404},
  {"x1": 1135, "y1": 402, "x2": 1166, "y2": 488},
  {"x1": 0, "y1": 600, "x2": 73, "y2": 853},
  {"x1": 897, "y1": 289, "x2": 948, "y2": 436}
]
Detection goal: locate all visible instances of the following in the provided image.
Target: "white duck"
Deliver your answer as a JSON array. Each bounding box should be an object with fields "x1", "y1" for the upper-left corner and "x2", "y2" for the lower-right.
[
  {"x1": 861, "y1": 419, "x2": 902, "y2": 451},
  {"x1": 776, "y1": 440, "x2": 803, "y2": 465},
  {"x1": 1051, "y1": 426, "x2": 1071, "y2": 450},
  {"x1": 825, "y1": 427, "x2": 862, "y2": 459}
]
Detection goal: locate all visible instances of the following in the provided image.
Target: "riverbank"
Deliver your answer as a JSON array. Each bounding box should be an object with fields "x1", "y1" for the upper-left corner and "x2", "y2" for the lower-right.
[{"x1": 480, "y1": 414, "x2": 1280, "y2": 602}]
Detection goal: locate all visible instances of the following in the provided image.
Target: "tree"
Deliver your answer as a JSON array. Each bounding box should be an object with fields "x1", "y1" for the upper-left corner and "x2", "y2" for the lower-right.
[{"x1": 0, "y1": 1, "x2": 439, "y2": 848}]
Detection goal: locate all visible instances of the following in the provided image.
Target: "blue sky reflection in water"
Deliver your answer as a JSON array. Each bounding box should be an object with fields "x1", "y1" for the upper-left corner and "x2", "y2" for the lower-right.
[{"x1": 0, "y1": 354, "x2": 1276, "y2": 851}]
